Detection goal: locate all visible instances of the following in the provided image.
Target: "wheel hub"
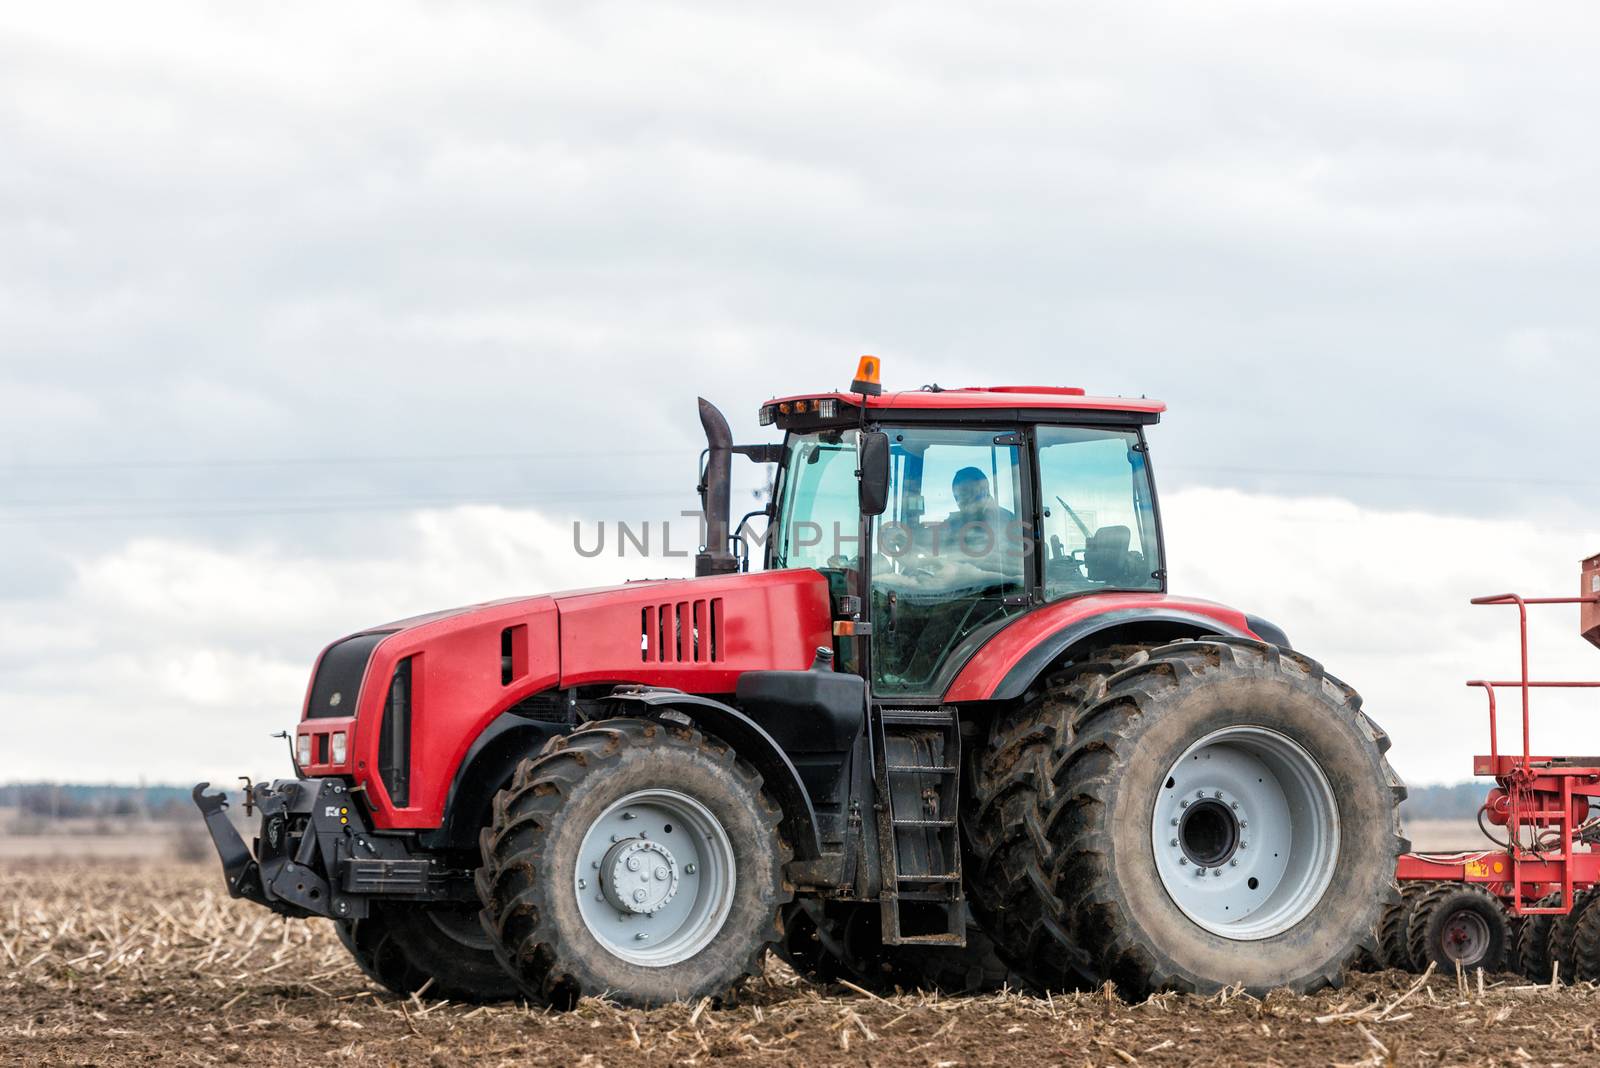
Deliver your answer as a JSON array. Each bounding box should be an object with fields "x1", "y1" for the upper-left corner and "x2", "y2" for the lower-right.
[
  {"x1": 1178, "y1": 797, "x2": 1241, "y2": 869},
  {"x1": 1441, "y1": 908, "x2": 1491, "y2": 965},
  {"x1": 601, "y1": 838, "x2": 680, "y2": 915},
  {"x1": 574, "y1": 788, "x2": 737, "y2": 968}
]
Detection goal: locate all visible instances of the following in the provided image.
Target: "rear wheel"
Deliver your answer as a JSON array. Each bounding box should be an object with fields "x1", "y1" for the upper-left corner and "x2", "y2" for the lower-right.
[
  {"x1": 476, "y1": 717, "x2": 790, "y2": 1007},
  {"x1": 965, "y1": 638, "x2": 1405, "y2": 998},
  {"x1": 1405, "y1": 883, "x2": 1509, "y2": 973},
  {"x1": 336, "y1": 901, "x2": 518, "y2": 1003}
]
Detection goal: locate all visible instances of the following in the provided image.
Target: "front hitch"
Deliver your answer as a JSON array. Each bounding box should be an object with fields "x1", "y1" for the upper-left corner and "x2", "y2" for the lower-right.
[{"x1": 192, "y1": 782, "x2": 268, "y2": 906}]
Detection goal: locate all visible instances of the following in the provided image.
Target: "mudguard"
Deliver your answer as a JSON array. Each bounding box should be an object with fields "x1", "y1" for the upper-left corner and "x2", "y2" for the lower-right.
[{"x1": 607, "y1": 686, "x2": 824, "y2": 861}]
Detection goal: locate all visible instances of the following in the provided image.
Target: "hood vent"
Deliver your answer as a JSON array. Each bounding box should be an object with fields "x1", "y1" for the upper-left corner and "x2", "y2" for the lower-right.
[{"x1": 641, "y1": 598, "x2": 723, "y2": 663}]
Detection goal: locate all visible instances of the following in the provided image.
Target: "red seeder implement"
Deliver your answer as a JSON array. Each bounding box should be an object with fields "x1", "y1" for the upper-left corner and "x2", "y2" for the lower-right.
[{"x1": 1382, "y1": 554, "x2": 1600, "y2": 975}]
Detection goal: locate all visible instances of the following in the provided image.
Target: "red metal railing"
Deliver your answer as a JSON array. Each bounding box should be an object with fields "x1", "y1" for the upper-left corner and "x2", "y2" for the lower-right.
[{"x1": 1467, "y1": 592, "x2": 1600, "y2": 765}]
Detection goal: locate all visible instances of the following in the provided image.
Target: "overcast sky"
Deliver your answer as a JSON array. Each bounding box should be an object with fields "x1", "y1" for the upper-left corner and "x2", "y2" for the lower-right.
[{"x1": 3, "y1": 1, "x2": 1599, "y2": 786}]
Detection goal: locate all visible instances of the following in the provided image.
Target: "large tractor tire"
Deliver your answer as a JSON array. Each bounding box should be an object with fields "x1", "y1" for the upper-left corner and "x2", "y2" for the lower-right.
[
  {"x1": 336, "y1": 901, "x2": 519, "y2": 1003},
  {"x1": 476, "y1": 717, "x2": 790, "y2": 1007},
  {"x1": 776, "y1": 900, "x2": 1017, "y2": 995},
  {"x1": 964, "y1": 638, "x2": 1406, "y2": 999},
  {"x1": 1377, "y1": 881, "x2": 1429, "y2": 970},
  {"x1": 1404, "y1": 882, "x2": 1509, "y2": 973},
  {"x1": 1511, "y1": 892, "x2": 1564, "y2": 981}
]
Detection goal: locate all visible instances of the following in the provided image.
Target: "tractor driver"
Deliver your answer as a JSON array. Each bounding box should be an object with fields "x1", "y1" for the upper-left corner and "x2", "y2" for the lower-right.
[{"x1": 934, "y1": 466, "x2": 1023, "y2": 574}]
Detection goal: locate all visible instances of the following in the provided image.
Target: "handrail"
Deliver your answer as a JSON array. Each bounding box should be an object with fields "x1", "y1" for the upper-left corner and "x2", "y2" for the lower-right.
[{"x1": 1468, "y1": 593, "x2": 1600, "y2": 764}]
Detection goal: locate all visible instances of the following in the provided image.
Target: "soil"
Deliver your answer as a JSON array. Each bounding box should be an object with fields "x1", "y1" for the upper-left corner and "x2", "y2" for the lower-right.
[{"x1": 5, "y1": 862, "x2": 1600, "y2": 1067}]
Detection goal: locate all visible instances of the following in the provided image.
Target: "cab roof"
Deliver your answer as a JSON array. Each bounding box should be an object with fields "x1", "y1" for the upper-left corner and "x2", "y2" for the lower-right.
[{"x1": 763, "y1": 385, "x2": 1165, "y2": 427}]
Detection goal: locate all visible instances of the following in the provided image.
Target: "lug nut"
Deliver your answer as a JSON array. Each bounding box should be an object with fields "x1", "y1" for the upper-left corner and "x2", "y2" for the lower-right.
[
  {"x1": 1179, "y1": 858, "x2": 1188, "y2": 866},
  {"x1": 1171, "y1": 818, "x2": 1179, "y2": 826},
  {"x1": 1212, "y1": 869, "x2": 1221, "y2": 877},
  {"x1": 1214, "y1": 791, "x2": 1223, "y2": 799},
  {"x1": 1180, "y1": 800, "x2": 1189, "y2": 809},
  {"x1": 632, "y1": 889, "x2": 647, "y2": 903},
  {"x1": 685, "y1": 864, "x2": 697, "y2": 875},
  {"x1": 1170, "y1": 838, "x2": 1179, "y2": 847},
  {"x1": 622, "y1": 812, "x2": 636, "y2": 821},
  {"x1": 1230, "y1": 802, "x2": 1239, "y2": 810},
  {"x1": 1195, "y1": 866, "x2": 1206, "y2": 876},
  {"x1": 1230, "y1": 859, "x2": 1237, "y2": 867},
  {"x1": 1197, "y1": 790, "x2": 1205, "y2": 799},
  {"x1": 578, "y1": 879, "x2": 588, "y2": 890}
]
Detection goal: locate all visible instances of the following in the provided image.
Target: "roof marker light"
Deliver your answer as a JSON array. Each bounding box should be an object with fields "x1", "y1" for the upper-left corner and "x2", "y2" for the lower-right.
[{"x1": 851, "y1": 355, "x2": 882, "y2": 396}]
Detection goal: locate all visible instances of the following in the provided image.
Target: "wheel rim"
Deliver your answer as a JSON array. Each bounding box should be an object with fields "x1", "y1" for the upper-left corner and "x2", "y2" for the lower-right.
[
  {"x1": 574, "y1": 788, "x2": 736, "y2": 967},
  {"x1": 1440, "y1": 908, "x2": 1491, "y2": 965},
  {"x1": 1150, "y1": 726, "x2": 1340, "y2": 940}
]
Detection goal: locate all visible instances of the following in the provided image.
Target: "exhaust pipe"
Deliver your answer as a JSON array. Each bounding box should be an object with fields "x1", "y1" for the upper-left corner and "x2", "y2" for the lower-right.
[{"x1": 696, "y1": 397, "x2": 738, "y2": 577}]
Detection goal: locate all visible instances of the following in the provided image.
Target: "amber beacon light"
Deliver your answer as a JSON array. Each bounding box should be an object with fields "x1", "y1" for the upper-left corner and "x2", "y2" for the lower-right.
[{"x1": 850, "y1": 355, "x2": 883, "y2": 396}]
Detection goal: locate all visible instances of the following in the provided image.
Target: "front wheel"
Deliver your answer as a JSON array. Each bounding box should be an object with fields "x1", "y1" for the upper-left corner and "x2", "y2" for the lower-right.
[
  {"x1": 476, "y1": 717, "x2": 790, "y2": 1007},
  {"x1": 966, "y1": 638, "x2": 1406, "y2": 998},
  {"x1": 336, "y1": 901, "x2": 519, "y2": 1003}
]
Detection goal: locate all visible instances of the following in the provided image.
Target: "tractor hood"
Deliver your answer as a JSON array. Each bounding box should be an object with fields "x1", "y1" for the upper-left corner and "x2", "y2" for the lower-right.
[{"x1": 291, "y1": 568, "x2": 834, "y2": 822}]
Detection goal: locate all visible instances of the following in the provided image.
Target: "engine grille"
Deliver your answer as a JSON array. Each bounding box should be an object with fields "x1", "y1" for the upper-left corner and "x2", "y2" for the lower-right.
[{"x1": 640, "y1": 598, "x2": 723, "y2": 663}]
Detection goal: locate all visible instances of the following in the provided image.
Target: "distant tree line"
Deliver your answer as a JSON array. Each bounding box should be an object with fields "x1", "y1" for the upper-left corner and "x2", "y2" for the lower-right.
[
  {"x1": 1399, "y1": 782, "x2": 1486, "y2": 821},
  {"x1": 0, "y1": 783, "x2": 202, "y2": 822}
]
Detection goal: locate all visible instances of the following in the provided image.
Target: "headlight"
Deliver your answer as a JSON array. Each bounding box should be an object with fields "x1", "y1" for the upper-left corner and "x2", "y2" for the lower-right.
[
  {"x1": 331, "y1": 732, "x2": 347, "y2": 764},
  {"x1": 296, "y1": 733, "x2": 311, "y2": 767}
]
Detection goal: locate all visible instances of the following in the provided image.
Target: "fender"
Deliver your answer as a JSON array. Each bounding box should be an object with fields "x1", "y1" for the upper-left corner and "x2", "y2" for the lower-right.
[
  {"x1": 420, "y1": 711, "x2": 569, "y2": 852},
  {"x1": 946, "y1": 598, "x2": 1274, "y2": 704},
  {"x1": 608, "y1": 687, "x2": 824, "y2": 862}
]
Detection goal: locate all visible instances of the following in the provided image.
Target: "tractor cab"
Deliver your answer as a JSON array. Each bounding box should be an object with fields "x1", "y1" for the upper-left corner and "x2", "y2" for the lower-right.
[{"x1": 747, "y1": 361, "x2": 1166, "y2": 697}]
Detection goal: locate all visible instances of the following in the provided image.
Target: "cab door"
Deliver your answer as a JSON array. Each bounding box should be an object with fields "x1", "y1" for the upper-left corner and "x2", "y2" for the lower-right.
[{"x1": 868, "y1": 426, "x2": 1031, "y2": 696}]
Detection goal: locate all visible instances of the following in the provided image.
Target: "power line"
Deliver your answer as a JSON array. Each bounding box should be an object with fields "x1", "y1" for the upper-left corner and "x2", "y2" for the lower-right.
[
  {"x1": 0, "y1": 489, "x2": 698, "y2": 525},
  {"x1": 0, "y1": 447, "x2": 684, "y2": 473}
]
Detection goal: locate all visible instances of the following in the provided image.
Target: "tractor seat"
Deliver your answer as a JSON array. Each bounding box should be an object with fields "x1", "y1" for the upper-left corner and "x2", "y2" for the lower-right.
[{"x1": 1085, "y1": 525, "x2": 1133, "y2": 583}]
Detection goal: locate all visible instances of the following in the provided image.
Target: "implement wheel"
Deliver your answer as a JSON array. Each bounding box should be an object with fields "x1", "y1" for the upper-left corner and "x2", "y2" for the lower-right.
[
  {"x1": 1378, "y1": 882, "x2": 1429, "y2": 970},
  {"x1": 476, "y1": 717, "x2": 790, "y2": 1007},
  {"x1": 1405, "y1": 883, "x2": 1508, "y2": 973},
  {"x1": 965, "y1": 638, "x2": 1405, "y2": 998},
  {"x1": 336, "y1": 901, "x2": 518, "y2": 1003},
  {"x1": 1550, "y1": 888, "x2": 1599, "y2": 984},
  {"x1": 1512, "y1": 892, "x2": 1564, "y2": 981},
  {"x1": 776, "y1": 901, "x2": 1017, "y2": 995}
]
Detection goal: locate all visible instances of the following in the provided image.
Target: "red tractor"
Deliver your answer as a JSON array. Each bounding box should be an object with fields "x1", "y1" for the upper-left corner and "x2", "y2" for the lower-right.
[
  {"x1": 195, "y1": 359, "x2": 1405, "y2": 1006},
  {"x1": 1378, "y1": 557, "x2": 1600, "y2": 978}
]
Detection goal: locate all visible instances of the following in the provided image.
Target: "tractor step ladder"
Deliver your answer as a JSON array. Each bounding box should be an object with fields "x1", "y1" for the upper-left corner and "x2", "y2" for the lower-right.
[{"x1": 873, "y1": 706, "x2": 965, "y2": 945}]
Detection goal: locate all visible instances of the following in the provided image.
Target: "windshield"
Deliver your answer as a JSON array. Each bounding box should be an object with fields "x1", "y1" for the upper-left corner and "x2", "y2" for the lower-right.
[
  {"x1": 1036, "y1": 425, "x2": 1161, "y2": 598},
  {"x1": 771, "y1": 429, "x2": 861, "y2": 571}
]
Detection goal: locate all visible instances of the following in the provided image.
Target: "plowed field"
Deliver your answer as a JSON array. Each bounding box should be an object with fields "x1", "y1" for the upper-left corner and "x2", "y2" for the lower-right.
[{"x1": 5, "y1": 862, "x2": 1600, "y2": 1067}]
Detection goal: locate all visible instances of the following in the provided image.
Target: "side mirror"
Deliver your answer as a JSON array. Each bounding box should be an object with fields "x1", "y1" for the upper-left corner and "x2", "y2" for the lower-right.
[{"x1": 858, "y1": 431, "x2": 890, "y2": 517}]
